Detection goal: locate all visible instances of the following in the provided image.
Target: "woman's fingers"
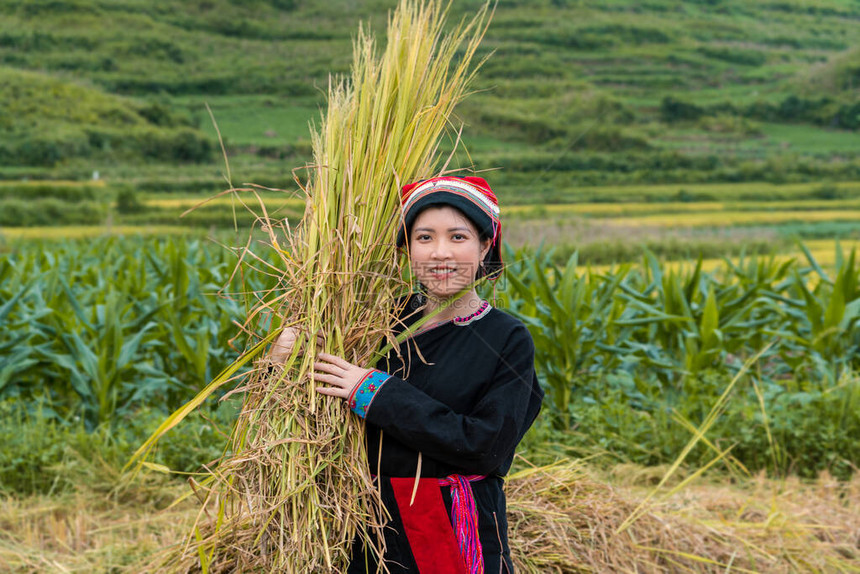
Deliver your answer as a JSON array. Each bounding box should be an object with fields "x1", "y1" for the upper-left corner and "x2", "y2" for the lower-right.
[
  {"x1": 317, "y1": 352, "x2": 351, "y2": 368},
  {"x1": 271, "y1": 332, "x2": 367, "y2": 403},
  {"x1": 274, "y1": 349, "x2": 368, "y2": 403},
  {"x1": 313, "y1": 360, "x2": 347, "y2": 376},
  {"x1": 311, "y1": 372, "x2": 352, "y2": 399},
  {"x1": 311, "y1": 357, "x2": 371, "y2": 403},
  {"x1": 315, "y1": 385, "x2": 349, "y2": 399},
  {"x1": 312, "y1": 374, "x2": 345, "y2": 387},
  {"x1": 270, "y1": 329, "x2": 331, "y2": 365},
  {"x1": 311, "y1": 369, "x2": 350, "y2": 388}
]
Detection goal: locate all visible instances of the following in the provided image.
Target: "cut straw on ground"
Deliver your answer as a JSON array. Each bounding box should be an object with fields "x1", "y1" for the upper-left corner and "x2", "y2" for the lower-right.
[{"x1": 4, "y1": 459, "x2": 858, "y2": 573}]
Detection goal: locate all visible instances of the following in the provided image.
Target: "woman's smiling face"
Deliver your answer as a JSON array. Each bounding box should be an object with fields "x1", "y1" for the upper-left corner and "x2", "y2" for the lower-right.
[{"x1": 408, "y1": 205, "x2": 490, "y2": 301}]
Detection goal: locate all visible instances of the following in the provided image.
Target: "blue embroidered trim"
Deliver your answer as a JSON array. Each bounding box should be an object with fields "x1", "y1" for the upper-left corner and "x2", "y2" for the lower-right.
[{"x1": 348, "y1": 369, "x2": 390, "y2": 418}]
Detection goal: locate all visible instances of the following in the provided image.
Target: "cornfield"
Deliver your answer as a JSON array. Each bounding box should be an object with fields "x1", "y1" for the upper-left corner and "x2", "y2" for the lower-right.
[
  {"x1": 0, "y1": 236, "x2": 254, "y2": 428},
  {"x1": 2, "y1": 235, "x2": 858, "y2": 480},
  {"x1": 498, "y1": 243, "x2": 860, "y2": 409}
]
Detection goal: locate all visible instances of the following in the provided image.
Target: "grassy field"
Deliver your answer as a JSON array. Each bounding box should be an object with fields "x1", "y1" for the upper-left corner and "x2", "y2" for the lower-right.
[
  {"x1": 610, "y1": 209, "x2": 860, "y2": 226},
  {"x1": 4, "y1": 188, "x2": 859, "y2": 267}
]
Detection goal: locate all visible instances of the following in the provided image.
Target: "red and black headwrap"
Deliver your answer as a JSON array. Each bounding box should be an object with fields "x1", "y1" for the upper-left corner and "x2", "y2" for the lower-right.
[{"x1": 396, "y1": 176, "x2": 503, "y2": 280}]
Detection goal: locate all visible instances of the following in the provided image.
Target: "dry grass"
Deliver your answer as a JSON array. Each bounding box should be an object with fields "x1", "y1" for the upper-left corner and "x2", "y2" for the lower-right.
[
  {"x1": 0, "y1": 477, "x2": 196, "y2": 574},
  {"x1": 508, "y1": 461, "x2": 860, "y2": 573},
  {"x1": 3, "y1": 463, "x2": 857, "y2": 573}
]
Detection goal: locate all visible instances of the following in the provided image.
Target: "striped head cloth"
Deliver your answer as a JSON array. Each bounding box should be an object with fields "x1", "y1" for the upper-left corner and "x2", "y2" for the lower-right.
[{"x1": 396, "y1": 176, "x2": 503, "y2": 280}]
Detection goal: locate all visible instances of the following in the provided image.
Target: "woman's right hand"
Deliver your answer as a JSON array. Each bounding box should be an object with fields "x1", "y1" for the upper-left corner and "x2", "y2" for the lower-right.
[
  {"x1": 270, "y1": 327, "x2": 324, "y2": 364},
  {"x1": 270, "y1": 327, "x2": 299, "y2": 364}
]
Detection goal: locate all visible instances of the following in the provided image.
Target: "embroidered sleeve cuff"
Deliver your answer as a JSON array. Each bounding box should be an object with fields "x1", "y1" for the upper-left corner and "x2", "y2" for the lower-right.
[{"x1": 348, "y1": 369, "x2": 390, "y2": 418}]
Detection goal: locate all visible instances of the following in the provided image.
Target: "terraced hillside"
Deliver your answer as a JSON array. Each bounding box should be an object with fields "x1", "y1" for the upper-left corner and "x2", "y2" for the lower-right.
[{"x1": 0, "y1": 0, "x2": 857, "y2": 193}]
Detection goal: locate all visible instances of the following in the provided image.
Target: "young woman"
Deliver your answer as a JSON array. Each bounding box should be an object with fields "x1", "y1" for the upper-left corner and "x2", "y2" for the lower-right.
[{"x1": 271, "y1": 176, "x2": 543, "y2": 573}]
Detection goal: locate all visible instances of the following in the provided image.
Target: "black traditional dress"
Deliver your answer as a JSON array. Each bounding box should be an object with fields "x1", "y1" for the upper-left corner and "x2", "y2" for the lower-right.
[{"x1": 346, "y1": 295, "x2": 544, "y2": 573}]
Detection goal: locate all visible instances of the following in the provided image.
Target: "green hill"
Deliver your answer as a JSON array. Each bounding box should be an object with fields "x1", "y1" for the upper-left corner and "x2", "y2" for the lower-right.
[
  {"x1": 798, "y1": 46, "x2": 860, "y2": 95},
  {"x1": 0, "y1": 0, "x2": 858, "y2": 194},
  {"x1": 0, "y1": 67, "x2": 211, "y2": 167}
]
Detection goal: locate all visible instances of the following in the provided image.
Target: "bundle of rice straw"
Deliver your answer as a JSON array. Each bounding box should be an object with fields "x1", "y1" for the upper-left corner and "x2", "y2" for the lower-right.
[{"x1": 127, "y1": 1, "x2": 491, "y2": 572}]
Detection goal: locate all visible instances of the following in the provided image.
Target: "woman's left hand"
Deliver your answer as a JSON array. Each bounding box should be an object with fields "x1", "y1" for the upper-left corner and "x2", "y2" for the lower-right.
[{"x1": 312, "y1": 353, "x2": 372, "y2": 400}]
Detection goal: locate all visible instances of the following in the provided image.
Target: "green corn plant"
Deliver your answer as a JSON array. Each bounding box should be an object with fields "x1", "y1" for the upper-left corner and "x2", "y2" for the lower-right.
[
  {"x1": 500, "y1": 247, "x2": 635, "y2": 428},
  {"x1": 684, "y1": 286, "x2": 722, "y2": 375},
  {"x1": 765, "y1": 244, "x2": 860, "y2": 385},
  {"x1": 38, "y1": 287, "x2": 161, "y2": 427},
  {"x1": 0, "y1": 283, "x2": 47, "y2": 396}
]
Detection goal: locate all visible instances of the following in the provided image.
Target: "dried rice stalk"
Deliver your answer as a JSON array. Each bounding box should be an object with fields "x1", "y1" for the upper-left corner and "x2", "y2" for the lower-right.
[
  {"x1": 126, "y1": 1, "x2": 491, "y2": 572},
  {"x1": 508, "y1": 460, "x2": 860, "y2": 573}
]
